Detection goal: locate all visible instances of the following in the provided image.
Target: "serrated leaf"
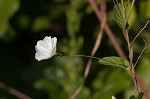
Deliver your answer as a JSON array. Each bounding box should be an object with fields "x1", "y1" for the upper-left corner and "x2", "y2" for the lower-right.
[
  {"x1": 138, "y1": 92, "x2": 144, "y2": 99},
  {"x1": 99, "y1": 56, "x2": 130, "y2": 70},
  {"x1": 113, "y1": 3, "x2": 124, "y2": 28}
]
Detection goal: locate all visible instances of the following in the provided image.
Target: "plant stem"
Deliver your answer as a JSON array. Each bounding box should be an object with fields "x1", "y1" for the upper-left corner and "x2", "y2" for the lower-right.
[
  {"x1": 124, "y1": 28, "x2": 140, "y2": 94},
  {"x1": 68, "y1": 54, "x2": 101, "y2": 60},
  {"x1": 131, "y1": 20, "x2": 150, "y2": 46},
  {"x1": 120, "y1": 0, "x2": 140, "y2": 94}
]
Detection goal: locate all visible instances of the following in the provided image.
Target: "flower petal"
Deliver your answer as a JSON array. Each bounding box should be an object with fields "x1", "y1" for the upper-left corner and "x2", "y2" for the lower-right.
[
  {"x1": 52, "y1": 37, "x2": 57, "y2": 47},
  {"x1": 35, "y1": 36, "x2": 57, "y2": 61}
]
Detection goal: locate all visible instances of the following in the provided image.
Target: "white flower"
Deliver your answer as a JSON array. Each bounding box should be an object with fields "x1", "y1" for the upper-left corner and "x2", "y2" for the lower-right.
[
  {"x1": 112, "y1": 96, "x2": 116, "y2": 99},
  {"x1": 35, "y1": 36, "x2": 57, "y2": 61}
]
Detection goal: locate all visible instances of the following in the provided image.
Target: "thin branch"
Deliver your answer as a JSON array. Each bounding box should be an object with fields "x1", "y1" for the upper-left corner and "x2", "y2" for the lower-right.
[
  {"x1": 71, "y1": 0, "x2": 150, "y2": 98},
  {"x1": 131, "y1": 20, "x2": 150, "y2": 46},
  {"x1": 125, "y1": 28, "x2": 133, "y2": 65},
  {"x1": 70, "y1": 0, "x2": 106, "y2": 98},
  {"x1": 84, "y1": 0, "x2": 106, "y2": 82},
  {"x1": 88, "y1": 0, "x2": 150, "y2": 98},
  {"x1": 70, "y1": 80, "x2": 84, "y2": 99},
  {"x1": 125, "y1": 0, "x2": 130, "y2": 10},
  {"x1": 0, "y1": 81, "x2": 32, "y2": 99},
  {"x1": 134, "y1": 39, "x2": 147, "y2": 67},
  {"x1": 70, "y1": 27, "x2": 104, "y2": 99},
  {"x1": 136, "y1": 73, "x2": 150, "y2": 99},
  {"x1": 121, "y1": 0, "x2": 124, "y2": 8},
  {"x1": 121, "y1": 0, "x2": 126, "y2": 20},
  {"x1": 88, "y1": 0, "x2": 126, "y2": 58},
  {"x1": 124, "y1": 23, "x2": 139, "y2": 94},
  {"x1": 88, "y1": 0, "x2": 102, "y2": 20},
  {"x1": 68, "y1": 54, "x2": 101, "y2": 60},
  {"x1": 70, "y1": 15, "x2": 105, "y2": 99},
  {"x1": 84, "y1": 26, "x2": 105, "y2": 78}
]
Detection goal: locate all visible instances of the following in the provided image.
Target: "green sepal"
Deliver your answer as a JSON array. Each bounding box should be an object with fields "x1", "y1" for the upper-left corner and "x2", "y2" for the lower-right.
[{"x1": 55, "y1": 51, "x2": 68, "y2": 57}]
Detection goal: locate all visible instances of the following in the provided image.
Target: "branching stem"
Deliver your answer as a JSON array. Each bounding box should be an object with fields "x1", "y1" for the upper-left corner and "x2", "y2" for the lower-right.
[
  {"x1": 131, "y1": 20, "x2": 150, "y2": 46},
  {"x1": 134, "y1": 39, "x2": 147, "y2": 68},
  {"x1": 124, "y1": 27, "x2": 140, "y2": 94}
]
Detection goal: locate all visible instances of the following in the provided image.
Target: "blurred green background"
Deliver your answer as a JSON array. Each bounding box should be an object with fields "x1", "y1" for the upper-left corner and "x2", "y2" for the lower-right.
[{"x1": 0, "y1": 0, "x2": 150, "y2": 99}]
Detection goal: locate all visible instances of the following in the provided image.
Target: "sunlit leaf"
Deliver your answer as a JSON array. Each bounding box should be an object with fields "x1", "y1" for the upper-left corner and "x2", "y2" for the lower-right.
[{"x1": 99, "y1": 56, "x2": 130, "y2": 70}]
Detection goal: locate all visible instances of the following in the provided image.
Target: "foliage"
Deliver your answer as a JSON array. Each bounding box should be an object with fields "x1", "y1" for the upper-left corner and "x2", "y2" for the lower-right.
[
  {"x1": 129, "y1": 92, "x2": 144, "y2": 99},
  {"x1": 99, "y1": 56, "x2": 130, "y2": 70},
  {"x1": 0, "y1": 0, "x2": 150, "y2": 99},
  {"x1": 113, "y1": 3, "x2": 125, "y2": 29}
]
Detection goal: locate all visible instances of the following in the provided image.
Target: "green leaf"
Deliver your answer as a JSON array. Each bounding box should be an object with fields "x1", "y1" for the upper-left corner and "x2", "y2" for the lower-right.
[
  {"x1": 130, "y1": 95, "x2": 137, "y2": 99},
  {"x1": 113, "y1": 3, "x2": 124, "y2": 28},
  {"x1": 138, "y1": 92, "x2": 144, "y2": 99},
  {"x1": 99, "y1": 56, "x2": 130, "y2": 70},
  {"x1": 129, "y1": 92, "x2": 144, "y2": 99}
]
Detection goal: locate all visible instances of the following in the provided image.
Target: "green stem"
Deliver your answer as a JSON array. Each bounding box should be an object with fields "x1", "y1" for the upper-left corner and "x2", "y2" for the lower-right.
[
  {"x1": 67, "y1": 54, "x2": 101, "y2": 60},
  {"x1": 56, "y1": 51, "x2": 101, "y2": 60}
]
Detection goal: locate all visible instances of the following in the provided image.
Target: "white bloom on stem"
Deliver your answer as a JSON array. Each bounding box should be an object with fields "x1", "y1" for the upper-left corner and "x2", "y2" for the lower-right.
[{"x1": 35, "y1": 36, "x2": 57, "y2": 61}]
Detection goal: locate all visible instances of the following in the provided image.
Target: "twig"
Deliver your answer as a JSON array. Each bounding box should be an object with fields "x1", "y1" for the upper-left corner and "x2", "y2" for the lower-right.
[
  {"x1": 121, "y1": 0, "x2": 126, "y2": 20},
  {"x1": 134, "y1": 39, "x2": 147, "y2": 67},
  {"x1": 71, "y1": 0, "x2": 150, "y2": 98},
  {"x1": 125, "y1": 0, "x2": 130, "y2": 10},
  {"x1": 69, "y1": 25, "x2": 104, "y2": 99},
  {"x1": 120, "y1": 0, "x2": 140, "y2": 93},
  {"x1": 70, "y1": 0, "x2": 106, "y2": 98},
  {"x1": 124, "y1": 27, "x2": 140, "y2": 94},
  {"x1": 70, "y1": 80, "x2": 84, "y2": 99},
  {"x1": 68, "y1": 54, "x2": 101, "y2": 60},
  {"x1": 136, "y1": 73, "x2": 150, "y2": 99},
  {"x1": 89, "y1": 0, "x2": 150, "y2": 98},
  {"x1": 84, "y1": 0, "x2": 106, "y2": 87},
  {"x1": 131, "y1": 20, "x2": 150, "y2": 46},
  {"x1": 0, "y1": 81, "x2": 32, "y2": 99},
  {"x1": 89, "y1": 0, "x2": 126, "y2": 58}
]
